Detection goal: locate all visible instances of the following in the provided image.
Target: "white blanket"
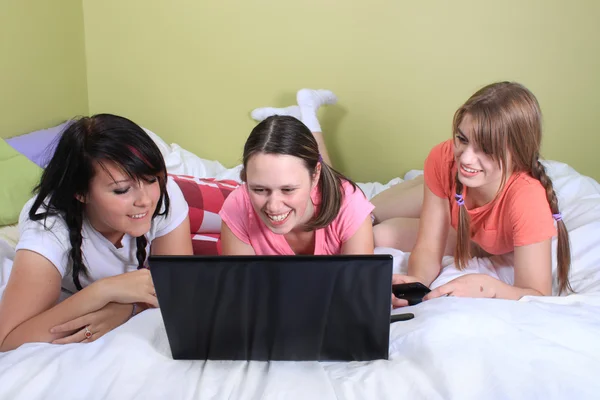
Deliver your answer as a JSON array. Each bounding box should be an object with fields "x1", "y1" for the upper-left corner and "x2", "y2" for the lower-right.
[
  {"x1": 2, "y1": 134, "x2": 600, "y2": 399},
  {"x1": 1, "y1": 296, "x2": 599, "y2": 400}
]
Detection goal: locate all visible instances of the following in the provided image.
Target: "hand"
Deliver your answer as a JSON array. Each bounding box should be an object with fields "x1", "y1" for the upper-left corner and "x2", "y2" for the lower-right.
[
  {"x1": 98, "y1": 268, "x2": 158, "y2": 307},
  {"x1": 390, "y1": 274, "x2": 423, "y2": 308},
  {"x1": 50, "y1": 302, "x2": 134, "y2": 344},
  {"x1": 424, "y1": 274, "x2": 496, "y2": 300}
]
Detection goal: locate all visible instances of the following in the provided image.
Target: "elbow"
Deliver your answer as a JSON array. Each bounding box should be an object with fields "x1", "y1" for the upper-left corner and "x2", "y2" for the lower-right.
[
  {"x1": 0, "y1": 335, "x2": 14, "y2": 352},
  {"x1": 515, "y1": 287, "x2": 547, "y2": 300},
  {"x1": 0, "y1": 342, "x2": 14, "y2": 352},
  {"x1": 0, "y1": 325, "x2": 22, "y2": 352}
]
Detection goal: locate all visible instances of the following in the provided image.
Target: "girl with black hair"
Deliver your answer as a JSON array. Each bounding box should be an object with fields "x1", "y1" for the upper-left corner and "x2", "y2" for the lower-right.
[{"x1": 0, "y1": 114, "x2": 192, "y2": 351}]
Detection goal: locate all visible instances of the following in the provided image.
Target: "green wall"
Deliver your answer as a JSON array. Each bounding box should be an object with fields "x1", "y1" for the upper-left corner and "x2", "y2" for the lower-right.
[
  {"x1": 0, "y1": 0, "x2": 88, "y2": 139},
  {"x1": 11, "y1": 0, "x2": 598, "y2": 183}
]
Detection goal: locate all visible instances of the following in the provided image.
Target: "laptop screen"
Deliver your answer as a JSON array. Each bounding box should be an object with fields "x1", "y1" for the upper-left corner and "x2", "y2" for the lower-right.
[{"x1": 149, "y1": 255, "x2": 393, "y2": 361}]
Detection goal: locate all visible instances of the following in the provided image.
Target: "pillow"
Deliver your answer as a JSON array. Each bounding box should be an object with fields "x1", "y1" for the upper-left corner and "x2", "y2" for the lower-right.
[
  {"x1": 170, "y1": 174, "x2": 239, "y2": 234},
  {"x1": 191, "y1": 233, "x2": 221, "y2": 255},
  {"x1": 4, "y1": 121, "x2": 70, "y2": 168},
  {"x1": 142, "y1": 127, "x2": 172, "y2": 158},
  {"x1": 0, "y1": 140, "x2": 42, "y2": 226}
]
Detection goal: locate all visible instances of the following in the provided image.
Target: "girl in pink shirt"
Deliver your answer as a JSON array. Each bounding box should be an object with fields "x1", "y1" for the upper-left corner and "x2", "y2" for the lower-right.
[
  {"x1": 220, "y1": 89, "x2": 375, "y2": 256},
  {"x1": 370, "y1": 82, "x2": 572, "y2": 305}
]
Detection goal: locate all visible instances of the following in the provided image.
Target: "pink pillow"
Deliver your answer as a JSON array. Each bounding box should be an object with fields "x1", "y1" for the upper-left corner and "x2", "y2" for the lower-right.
[
  {"x1": 170, "y1": 174, "x2": 239, "y2": 233},
  {"x1": 170, "y1": 174, "x2": 239, "y2": 255},
  {"x1": 191, "y1": 233, "x2": 221, "y2": 255}
]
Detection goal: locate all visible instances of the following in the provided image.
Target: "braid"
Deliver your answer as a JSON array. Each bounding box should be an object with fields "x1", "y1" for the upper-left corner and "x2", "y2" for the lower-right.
[
  {"x1": 136, "y1": 236, "x2": 148, "y2": 269},
  {"x1": 65, "y1": 203, "x2": 86, "y2": 291},
  {"x1": 454, "y1": 174, "x2": 471, "y2": 270},
  {"x1": 531, "y1": 160, "x2": 572, "y2": 294}
]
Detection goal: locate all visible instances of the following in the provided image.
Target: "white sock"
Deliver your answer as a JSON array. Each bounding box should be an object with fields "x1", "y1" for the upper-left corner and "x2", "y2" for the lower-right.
[
  {"x1": 250, "y1": 105, "x2": 301, "y2": 122},
  {"x1": 296, "y1": 89, "x2": 337, "y2": 133}
]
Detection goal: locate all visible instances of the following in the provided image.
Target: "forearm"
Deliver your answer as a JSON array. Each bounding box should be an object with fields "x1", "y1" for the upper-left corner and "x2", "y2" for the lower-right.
[
  {"x1": 0, "y1": 283, "x2": 108, "y2": 351},
  {"x1": 407, "y1": 249, "x2": 442, "y2": 287},
  {"x1": 485, "y1": 276, "x2": 545, "y2": 300}
]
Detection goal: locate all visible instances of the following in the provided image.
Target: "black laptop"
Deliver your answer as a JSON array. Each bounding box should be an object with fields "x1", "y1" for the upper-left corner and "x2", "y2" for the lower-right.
[{"x1": 148, "y1": 254, "x2": 393, "y2": 362}]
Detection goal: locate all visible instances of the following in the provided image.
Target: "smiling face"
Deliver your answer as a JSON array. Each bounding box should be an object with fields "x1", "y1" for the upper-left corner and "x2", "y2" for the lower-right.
[
  {"x1": 245, "y1": 153, "x2": 320, "y2": 235},
  {"x1": 82, "y1": 161, "x2": 161, "y2": 246},
  {"x1": 453, "y1": 113, "x2": 509, "y2": 198}
]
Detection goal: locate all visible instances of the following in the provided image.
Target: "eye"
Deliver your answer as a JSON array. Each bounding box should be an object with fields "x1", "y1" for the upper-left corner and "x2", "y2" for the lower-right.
[
  {"x1": 252, "y1": 188, "x2": 265, "y2": 194},
  {"x1": 282, "y1": 188, "x2": 296, "y2": 193},
  {"x1": 145, "y1": 177, "x2": 158, "y2": 184},
  {"x1": 456, "y1": 135, "x2": 468, "y2": 144},
  {"x1": 113, "y1": 187, "x2": 131, "y2": 195}
]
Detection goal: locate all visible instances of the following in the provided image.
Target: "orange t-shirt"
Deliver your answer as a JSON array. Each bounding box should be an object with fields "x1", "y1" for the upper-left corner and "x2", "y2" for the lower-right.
[{"x1": 424, "y1": 139, "x2": 557, "y2": 255}]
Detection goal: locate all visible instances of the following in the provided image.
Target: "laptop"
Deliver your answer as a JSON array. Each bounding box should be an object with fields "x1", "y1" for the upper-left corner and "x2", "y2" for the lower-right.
[{"x1": 148, "y1": 254, "x2": 393, "y2": 362}]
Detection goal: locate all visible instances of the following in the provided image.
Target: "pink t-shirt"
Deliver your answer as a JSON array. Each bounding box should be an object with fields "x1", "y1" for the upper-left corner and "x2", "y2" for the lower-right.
[{"x1": 219, "y1": 181, "x2": 374, "y2": 255}]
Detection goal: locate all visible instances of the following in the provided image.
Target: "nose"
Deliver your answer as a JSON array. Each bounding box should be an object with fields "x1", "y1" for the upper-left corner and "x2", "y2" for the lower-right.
[
  {"x1": 458, "y1": 144, "x2": 477, "y2": 165},
  {"x1": 134, "y1": 182, "x2": 152, "y2": 208},
  {"x1": 265, "y1": 193, "x2": 283, "y2": 212}
]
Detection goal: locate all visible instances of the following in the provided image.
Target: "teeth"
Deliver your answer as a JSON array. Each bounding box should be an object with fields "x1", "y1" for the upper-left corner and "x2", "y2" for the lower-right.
[
  {"x1": 462, "y1": 165, "x2": 480, "y2": 173},
  {"x1": 267, "y1": 211, "x2": 290, "y2": 222},
  {"x1": 129, "y1": 213, "x2": 147, "y2": 219}
]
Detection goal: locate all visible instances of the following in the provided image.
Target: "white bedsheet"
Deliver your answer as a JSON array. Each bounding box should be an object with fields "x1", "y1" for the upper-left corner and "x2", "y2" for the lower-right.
[
  {"x1": 1, "y1": 295, "x2": 599, "y2": 400},
  {"x1": 1, "y1": 135, "x2": 600, "y2": 399}
]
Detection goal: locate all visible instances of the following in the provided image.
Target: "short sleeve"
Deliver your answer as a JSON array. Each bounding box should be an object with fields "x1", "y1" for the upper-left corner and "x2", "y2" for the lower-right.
[
  {"x1": 424, "y1": 140, "x2": 454, "y2": 199},
  {"x1": 336, "y1": 182, "x2": 375, "y2": 243},
  {"x1": 15, "y1": 197, "x2": 71, "y2": 277},
  {"x1": 508, "y1": 181, "x2": 557, "y2": 247},
  {"x1": 218, "y1": 185, "x2": 251, "y2": 244},
  {"x1": 153, "y1": 176, "x2": 190, "y2": 238}
]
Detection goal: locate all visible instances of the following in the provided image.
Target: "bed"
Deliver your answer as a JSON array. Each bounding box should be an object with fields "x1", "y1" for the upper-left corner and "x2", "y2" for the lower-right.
[{"x1": 1, "y1": 129, "x2": 600, "y2": 400}]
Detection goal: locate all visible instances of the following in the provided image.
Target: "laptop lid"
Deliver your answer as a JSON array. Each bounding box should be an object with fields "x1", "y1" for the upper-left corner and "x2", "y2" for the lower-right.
[{"x1": 148, "y1": 254, "x2": 393, "y2": 362}]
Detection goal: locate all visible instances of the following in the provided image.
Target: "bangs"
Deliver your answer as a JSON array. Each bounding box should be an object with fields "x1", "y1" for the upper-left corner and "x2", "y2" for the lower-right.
[
  {"x1": 97, "y1": 144, "x2": 166, "y2": 184},
  {"x1": 454, "y1": 106, "x2": 508, "y2": 169}
]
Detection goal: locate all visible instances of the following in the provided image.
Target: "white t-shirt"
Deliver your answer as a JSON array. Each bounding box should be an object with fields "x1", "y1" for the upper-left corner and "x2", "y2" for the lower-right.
[{"x1": 15, "y1": 177, "x2": 189, "y2": 297}]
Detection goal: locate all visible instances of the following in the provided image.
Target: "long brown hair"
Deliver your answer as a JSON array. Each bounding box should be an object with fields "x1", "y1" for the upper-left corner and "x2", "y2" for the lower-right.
[
  {"x1": 452, "y1": 82, "x2": 572, "y2": 294},
  {"x1": 240, "y1": 115, "x2": 358, "y2": 230}
]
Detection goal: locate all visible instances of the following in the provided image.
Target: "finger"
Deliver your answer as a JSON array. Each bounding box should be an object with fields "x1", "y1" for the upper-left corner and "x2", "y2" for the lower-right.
[
  {"x1": 146, "y1": 283, "x2": 157, "y2": 297},
  {"x1": 80, "y1": 330, "x2": 104, "y2": 343},
  {"x1": 391, "y1": 294, "x2": 409, "y2": 308},
  {"x1": 144, "y1": 295, "x2": 159, "y2": 308},
  {"x1": 424, "y1": 285, "x2": 452, "y2": 301},
  {"x1": 391, "y1": 275, "x2": 412, "y2": 285},
  {"x1": 52, "y1": 327, "x2": 87, "y2": 344},
  {"x1": 50, "y1": 315, "x2": 90, "y2": 334},
  {"x1": 391, "y1": 275, "x2": 404, "y2": 285}
]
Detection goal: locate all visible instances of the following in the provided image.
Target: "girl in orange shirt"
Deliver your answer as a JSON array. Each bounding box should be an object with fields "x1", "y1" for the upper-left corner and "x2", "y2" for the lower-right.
[{"x1": 371, "y1": 82, "x2": 571, "y2": 306}]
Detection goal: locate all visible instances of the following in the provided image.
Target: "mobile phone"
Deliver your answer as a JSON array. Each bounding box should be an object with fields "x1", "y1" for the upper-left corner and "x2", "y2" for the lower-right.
[{"x1": 392, "y1": 282, "x2": 431, "y2": 306}]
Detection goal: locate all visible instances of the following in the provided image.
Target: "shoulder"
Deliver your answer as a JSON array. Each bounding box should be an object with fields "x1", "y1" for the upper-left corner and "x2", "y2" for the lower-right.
[
  {"x1": 338, "y1": 180, "x2": 371, "y2": 205},
  {"x1": 220, "y1": 184, "x2": 252, "y2": 222},
  {"x1": 165, "y1": 175, "x2": 185, "y2": 203},
  {"x1": 505, "y1": 173, "x2": 549, "y2": 207},
  {"x1": 16, "y1": 196, "x2": 71, "y2": 276},
  {"x1": 148, "y1": 176, "x2": 190, "y2": 239},
  {"x1": 503, "y1": 173, "x2": 553, "y2": 225},
  {"x1": 329, "y1": 180, "x2": 374, "y2": 242},
  {"x1": 503, "y1": 173, "x2": 556, "y2": 245},
  {"x1": 335, "y1": 180, "x2": 374, "y2": 221},
  {"x1": 341, "y1": 179, "x2": 363, "y2": 197},
  {"x1": 427, "y1": 139, "x2": 454, "y2": 163},
  {"x1": 222, "y1": 184, "x2": 250, "y2": 208},
  {"x1": 424, "y1": 139, "x2": 455, "y2": 198},
  {"x1": 18, "y1": 196, "x2": 69, "y2": 238}
]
